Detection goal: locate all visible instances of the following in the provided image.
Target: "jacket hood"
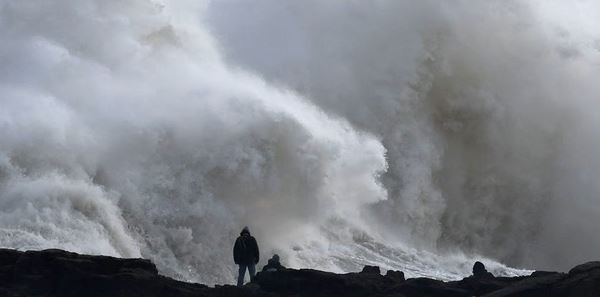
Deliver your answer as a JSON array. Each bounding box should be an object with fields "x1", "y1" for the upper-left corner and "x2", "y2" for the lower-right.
[{"x1": 240, "y1": 226, "x2": 250, "y2": 236}]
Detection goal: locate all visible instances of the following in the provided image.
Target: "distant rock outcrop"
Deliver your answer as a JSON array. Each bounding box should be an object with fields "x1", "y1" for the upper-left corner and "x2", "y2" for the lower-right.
[{"x1": 0, "y1": 248, "x2": 599, "y2": 296}]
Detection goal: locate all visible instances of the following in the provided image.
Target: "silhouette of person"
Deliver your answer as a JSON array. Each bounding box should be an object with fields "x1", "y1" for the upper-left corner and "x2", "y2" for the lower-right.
[
  {"x1": 233, "y1": 226, "x2": 259, "y2": 286},
  {"x1": 261, "y1": 254, "x2": 285, "y2": 272}
]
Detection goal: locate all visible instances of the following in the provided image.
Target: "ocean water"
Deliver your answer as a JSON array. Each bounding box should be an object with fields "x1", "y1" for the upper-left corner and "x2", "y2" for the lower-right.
[{"x1": 1, "y1": 0, "x2": 599, "y2": 285}]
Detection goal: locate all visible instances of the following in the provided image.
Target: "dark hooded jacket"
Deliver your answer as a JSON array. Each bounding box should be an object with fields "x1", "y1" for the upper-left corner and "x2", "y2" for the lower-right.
[{"x1": 233, "y1": 228, "x2": 259, "y2": 265}]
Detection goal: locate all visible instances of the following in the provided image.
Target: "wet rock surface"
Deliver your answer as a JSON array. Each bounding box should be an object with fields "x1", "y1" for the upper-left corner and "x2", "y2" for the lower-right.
[{"x1": 0, "y1": 248, "x2": 599, "y2": 296}]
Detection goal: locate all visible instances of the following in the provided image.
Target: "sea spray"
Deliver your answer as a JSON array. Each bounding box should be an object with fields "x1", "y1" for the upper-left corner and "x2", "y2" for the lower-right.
[
  {"x1": 207, "y1": 0, "x2": 600, "y2": 272},
  {"x1": 0, "y1": 0, "x2": 387, "y2": 283}
]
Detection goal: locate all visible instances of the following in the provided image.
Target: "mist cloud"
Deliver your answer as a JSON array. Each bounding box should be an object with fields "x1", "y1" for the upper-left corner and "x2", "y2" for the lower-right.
[
  {"x1": 207, "y1": 0, "x2": 600, "y2": 271},
  {"x1": 0, "y1": 0, "x2": 386, "y2": 283}
]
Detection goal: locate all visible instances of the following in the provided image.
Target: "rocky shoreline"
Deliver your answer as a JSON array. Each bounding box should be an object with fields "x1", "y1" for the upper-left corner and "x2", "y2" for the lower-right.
[{"x1": 0, "y1": 249, "x2": 598, "y2": 296}]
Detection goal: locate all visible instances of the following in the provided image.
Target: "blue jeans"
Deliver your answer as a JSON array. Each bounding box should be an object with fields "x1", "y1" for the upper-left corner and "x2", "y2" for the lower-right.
[{"x1": 237, "y1": 262, "x2": 256, "y2": 287}]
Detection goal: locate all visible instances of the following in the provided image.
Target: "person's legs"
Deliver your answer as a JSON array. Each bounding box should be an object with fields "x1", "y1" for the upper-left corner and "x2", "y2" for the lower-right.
[
  {"x1": 248, "y1": 262, "x2": 256, "y2": 282},
  {"x1": 237, "y1": 264, "x2": 247, "y2": 287}
]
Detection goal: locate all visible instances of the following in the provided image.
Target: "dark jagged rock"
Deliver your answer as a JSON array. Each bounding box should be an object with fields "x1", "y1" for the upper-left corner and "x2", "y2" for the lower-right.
[
  {"x1": 392, "y1": 277, "x2": 471, "y2": 297},
  {"x1": 485, "y1": 262, "x2": 600, "y2": 297},
  {"x1": 360, "y1": 265, "x2": 381, "y2": 274},
  {"x1": 1, "y1": 248, "x2": 211, "y2": 297},
  {"x1": 385, "y1": 270, "x2": 405, "y2": 282},
  {"x1": 0, "y1": 248, "x2": 599, "y2": 297},
  {"x1": 472, "y1": 261, "x2": 495, "y2": 279},
  {"x1": 254, "y1": 267, "x2": 401, "y2": 297},
  {"x1": 450, "y1": 274, "x2": 529, "y2": 296},
  {"x1": 569, "y1": 261, "x2": 600, "y2": 275},
  {"x1": 482, "y1": 272, "x2": 567, "y2": 297}
]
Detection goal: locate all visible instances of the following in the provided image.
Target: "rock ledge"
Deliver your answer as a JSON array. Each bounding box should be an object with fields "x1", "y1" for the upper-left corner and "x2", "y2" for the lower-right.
[{"x1": 1, "y1": 249, "x2": 599, "y2": 297}]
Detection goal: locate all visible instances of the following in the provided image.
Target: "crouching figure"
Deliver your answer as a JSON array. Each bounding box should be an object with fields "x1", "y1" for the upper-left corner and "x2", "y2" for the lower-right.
[{"x1": 262, "y1": 254, "x2": 285, "y2": 273}]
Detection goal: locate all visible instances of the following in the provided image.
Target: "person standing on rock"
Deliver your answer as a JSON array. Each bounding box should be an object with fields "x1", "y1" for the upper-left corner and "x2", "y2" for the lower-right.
[{"x1": 233, "y1": 226, "x2": 260, "y2": 286}]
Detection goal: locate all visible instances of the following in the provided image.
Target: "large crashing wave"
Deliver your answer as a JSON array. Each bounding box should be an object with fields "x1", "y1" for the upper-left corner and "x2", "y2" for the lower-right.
[
  {"x1": 0, "y1": 0, "x2": 387, "y2": 283},
  {"x1": 0, "y1": 0, "x2": 599, "y2": 285},
  {"x1": 207, "y1": 0, "x2": 600, "y2": 271}
]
